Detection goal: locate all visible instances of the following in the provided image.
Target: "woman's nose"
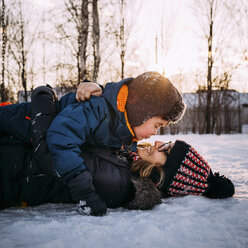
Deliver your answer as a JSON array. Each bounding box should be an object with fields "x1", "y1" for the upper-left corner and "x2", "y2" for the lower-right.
[{"x1": 155, "y1": 141, "x2": 164, "y2": 148}]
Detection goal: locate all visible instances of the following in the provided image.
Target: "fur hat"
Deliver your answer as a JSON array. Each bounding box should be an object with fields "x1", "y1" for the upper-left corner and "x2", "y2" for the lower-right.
[
  {"x1": 124, "y1": 176, "x2": 161, "y2": 210},
  {"x1": 155, "y1": 140, "x2": 235, "y2": 198},
  {"x1": 125, "y1": 71, "x2": 186, "y2": 127}
]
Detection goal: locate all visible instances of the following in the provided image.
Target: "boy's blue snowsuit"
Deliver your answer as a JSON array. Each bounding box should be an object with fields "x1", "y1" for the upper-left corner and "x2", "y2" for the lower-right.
[{"x1": 47, "y1": 78, "x2": 136, "y2": 179}]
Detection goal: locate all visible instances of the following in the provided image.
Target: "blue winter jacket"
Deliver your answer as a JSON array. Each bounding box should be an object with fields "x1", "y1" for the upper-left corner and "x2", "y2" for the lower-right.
[{"x1": 46, "y1": 78, "x2": 136, "y2": 180}]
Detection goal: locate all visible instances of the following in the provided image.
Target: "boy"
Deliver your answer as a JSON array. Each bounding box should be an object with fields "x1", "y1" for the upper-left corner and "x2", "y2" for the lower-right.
[{"x1": 46, "y1": 71, "x2": 186, "y2": 215}]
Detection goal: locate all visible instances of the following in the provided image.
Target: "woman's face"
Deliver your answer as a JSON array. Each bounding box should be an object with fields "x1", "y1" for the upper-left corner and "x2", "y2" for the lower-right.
[{"x1": 137, "y1": 141, "x2": 167, "y2": 167}]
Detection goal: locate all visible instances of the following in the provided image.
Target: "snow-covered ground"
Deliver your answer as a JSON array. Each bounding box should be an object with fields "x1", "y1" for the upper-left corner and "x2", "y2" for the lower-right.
[{"x1": 0, "y1": 134, "x2": 247, "y2": 248}]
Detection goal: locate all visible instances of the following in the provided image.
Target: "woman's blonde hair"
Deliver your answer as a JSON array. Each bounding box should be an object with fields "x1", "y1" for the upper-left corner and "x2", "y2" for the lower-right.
[{"x1": 130, "y1": 142, "x2": 165, "y2": 187}]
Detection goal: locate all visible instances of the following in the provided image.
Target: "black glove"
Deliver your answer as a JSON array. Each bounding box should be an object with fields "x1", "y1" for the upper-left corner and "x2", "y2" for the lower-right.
[
  {"x1": 68, "y1": 171, "x2": 107, "y2": 216},
  {"x1": 77, "y1": 195, "x2": 107, "y2": 216}
]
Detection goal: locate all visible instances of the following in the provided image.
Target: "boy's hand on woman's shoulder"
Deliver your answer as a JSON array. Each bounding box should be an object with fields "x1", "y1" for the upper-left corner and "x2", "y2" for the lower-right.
[{"x1": 76, "y1": 82, "x2": 103, "y2": 102}]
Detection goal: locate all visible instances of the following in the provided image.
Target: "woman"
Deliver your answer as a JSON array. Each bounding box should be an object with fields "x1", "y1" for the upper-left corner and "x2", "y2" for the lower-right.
[
  {"x1": 126, "y1": 140, "x2": 235, "y2": 209},
  {"x1": 0, "y1": 136, "x2": 235, "y2": 213},
  {"x1": 0, "y1": 129, "x2": 163, "y2": 212}
]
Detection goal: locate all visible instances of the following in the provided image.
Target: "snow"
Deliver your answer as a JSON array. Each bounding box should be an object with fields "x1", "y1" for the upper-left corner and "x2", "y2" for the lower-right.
[{"x1": 0, "y1": 134, "x2": 248, "y2": 248}]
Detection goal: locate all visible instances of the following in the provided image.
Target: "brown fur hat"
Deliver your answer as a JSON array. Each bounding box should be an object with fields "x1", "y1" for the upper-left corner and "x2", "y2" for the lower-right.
[
  {"x1": 125, "y1": 71, "x2": 185, "y2": 127},
  {"x1": 124, "y1": 176, "x2": 161, "y2": 210}
]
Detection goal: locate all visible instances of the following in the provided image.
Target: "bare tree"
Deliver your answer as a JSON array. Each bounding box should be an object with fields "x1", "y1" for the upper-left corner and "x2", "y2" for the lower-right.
[
  {"x1": 227, "y1": 0, "x2": 248, "y2": 64},
  {"x1": 92, "y1": 0, "x2": 100, "y2": 82},
  {"x1": 107, "y1": 0, "x2": 126, "y2": 80},
  {"x1": 6, "y1": 0, "x2": 37, "y2": 101},
  {"x1": 104, "y1": 0, "x2": 141, "y2": 80},
  {"x1": 0, "y1": 0, "x2": 5, "y2": 101},
  {"x1": 50, "y1": 0, "x2": 88, "y2": 86},
  {"x1": 239, "y1": 0, "x2": 248, "y2": 63},
  {"x1": 119, "y1": 0, "x2": 125, "y2": 79},
  {"x1": 79, "y1": 0, "x2": 89, "y2": 82},
  {"x1": 155, "y1": 1, "x2": 177, "y2": 76},
  {"x1": 19, "y1": 1, "x2": 27, "y2": 100},
  {"x1": 41, "y1": 11, "x2": 46, "y2": 84},
  {"x1": 205, "y1": 0, "x2": 215, "y2": 133},
  {"x1": 191, "y1": 0, "x2": 239, "y2": 134},
  {"x1": 53, "y1": 0, "x2": 103, "y2": 86},
  {"x1": 61, "y1": 0, "x2": 89, "y2": 84},
  {"x1": 0, "y1": 0, "x2": 7, "y2": 101}
]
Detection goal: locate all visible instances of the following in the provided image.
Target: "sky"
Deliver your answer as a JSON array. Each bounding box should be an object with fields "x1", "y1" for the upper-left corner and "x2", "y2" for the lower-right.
[
  {"x1": 133, "y1": 0, "x2": 199, "y2": 74},
  {"x1": 129, "y1": 0, "x2": 248, "y2": 92},
  {"x1": 29, "y1": 0, "x2": 248, "y2": 93}
]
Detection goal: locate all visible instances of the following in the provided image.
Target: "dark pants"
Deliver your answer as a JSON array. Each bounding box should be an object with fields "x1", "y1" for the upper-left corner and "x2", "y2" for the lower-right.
[
  {"x1": 0, "y1": 85, "x2": 72, "y2": 209},
  {"x1": 0, "y1": 137, "x2": 31, "y2": 209},
  {"x1": 0, "y1": 136, "x2": 72, "y2": 209}
]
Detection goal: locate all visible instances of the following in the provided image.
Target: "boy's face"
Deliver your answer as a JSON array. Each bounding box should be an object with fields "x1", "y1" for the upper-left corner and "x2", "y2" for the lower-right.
[{"x1": 133, "y1": 116, "x2": 169, "y2": 140}]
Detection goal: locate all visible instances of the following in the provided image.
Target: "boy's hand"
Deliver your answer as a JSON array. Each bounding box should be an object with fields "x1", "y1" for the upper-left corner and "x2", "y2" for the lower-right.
[{"x1": 76, "y1": 82, "x2": 103, "y2": 102}]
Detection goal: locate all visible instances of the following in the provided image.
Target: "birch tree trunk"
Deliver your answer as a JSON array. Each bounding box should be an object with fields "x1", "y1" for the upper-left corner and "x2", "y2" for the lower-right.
[
  {"x1": 79, "y1": 0, "x2": 89, "y2": 83},
  {"x1": 1, "y1": 0, "x2": 7, "y2": 101},
  {"x1": 20, "y1": 6, "x2": 28, "y2": 101},
  {"x1": 92, "y1": 0, "x2": 100, "y2": 82},
  {"x1": 120, "y1": 0, "x2": 125, "y2": 80},
  {"x1": 205, "y1": 0, "x2": 214, "y2": 134}
]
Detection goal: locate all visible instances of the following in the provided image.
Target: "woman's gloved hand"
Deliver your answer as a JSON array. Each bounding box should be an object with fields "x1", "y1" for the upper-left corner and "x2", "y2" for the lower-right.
[
  {"x1": 77, "y1": 195, "x2": 107, "y2": 216},
  {"x1": 68, "y1": 170, "x2": 107, "y2": 216}
]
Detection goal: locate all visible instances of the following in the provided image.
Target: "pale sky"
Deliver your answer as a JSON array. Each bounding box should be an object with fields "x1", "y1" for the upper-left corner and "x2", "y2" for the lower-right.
[
  {"x1": 128, "y1": 0, "x2": 248, "y2": 92},
  {"x1": 133, "y1": 0, "x2": 199, "y2": 75},
  {"x1": 30, "y1": 0, "x2": 247, "y2": 93}
]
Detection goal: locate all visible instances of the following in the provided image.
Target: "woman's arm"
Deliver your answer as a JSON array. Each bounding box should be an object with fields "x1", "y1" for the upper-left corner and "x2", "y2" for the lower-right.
[{"x1": 46, "y1": 98, "x2": 108, "y2": 215}]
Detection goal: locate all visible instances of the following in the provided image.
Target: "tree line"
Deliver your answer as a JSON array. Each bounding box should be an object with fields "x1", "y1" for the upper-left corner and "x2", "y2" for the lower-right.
[
  {"x1": 0, "y1": 0, "x2": 247, "y2": 134},
  {"x1": 0, "y1": 0, "x2": 140, "y2": 101}
]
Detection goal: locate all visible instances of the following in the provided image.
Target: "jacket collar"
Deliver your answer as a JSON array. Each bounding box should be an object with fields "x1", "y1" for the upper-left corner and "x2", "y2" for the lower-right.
[
  {"x1": 102, "y1": 77, "x2": 133, "y2": 111},
  {"x1": 102, "y1": 78, "x2": 137, "y2": 144}
]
